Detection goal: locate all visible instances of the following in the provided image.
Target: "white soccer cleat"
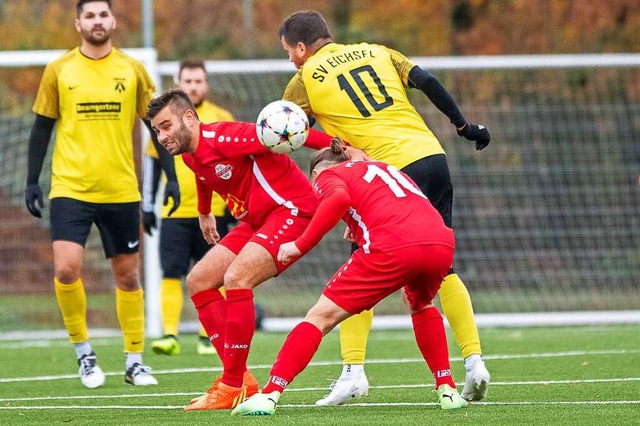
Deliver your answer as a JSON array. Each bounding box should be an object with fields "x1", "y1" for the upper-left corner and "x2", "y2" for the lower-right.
[
  {"x1": 231, "y1": 391, "x2": 281, "y2": 416},
  {"x1": 436, "y1": 384, "x2": 468, "y2": 410},
  {"x1": 125, "y1": 363, "x2": 158, "y2": 386},
  {"x1": 78, "y1": 352, "x2": 105, "y2": 389},
  {"x1": 315, "y1": 368, "x2": 369, "y2": 406},
  {"x1": 461, "y1": 357, "x2": 490, "y2": 401}
]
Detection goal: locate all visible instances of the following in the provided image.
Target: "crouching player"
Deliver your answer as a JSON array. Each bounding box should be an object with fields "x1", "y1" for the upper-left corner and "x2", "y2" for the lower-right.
[{"x1": 232, "y1": 138, "x2": 467, "y2": 416}]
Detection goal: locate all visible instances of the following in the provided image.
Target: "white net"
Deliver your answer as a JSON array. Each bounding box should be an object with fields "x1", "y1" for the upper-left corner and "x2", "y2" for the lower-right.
[{"x1": 0, "y1": 52, "x2": 638, "y2": 333}]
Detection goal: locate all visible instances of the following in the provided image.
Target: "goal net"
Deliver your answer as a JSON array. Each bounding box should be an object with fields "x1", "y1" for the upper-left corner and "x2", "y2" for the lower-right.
[{"x1": 0, "y1": 51, "x2": 638, "y2": 335}]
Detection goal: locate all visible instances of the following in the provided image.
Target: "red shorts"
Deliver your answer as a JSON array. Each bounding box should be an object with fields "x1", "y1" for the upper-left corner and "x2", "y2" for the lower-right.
[
  {"x1": 323, "y1": 244, "x2": 454, "y2": 314},
  {"x1": 219, "y1": 207, "x2": 312, "y2": 274}
]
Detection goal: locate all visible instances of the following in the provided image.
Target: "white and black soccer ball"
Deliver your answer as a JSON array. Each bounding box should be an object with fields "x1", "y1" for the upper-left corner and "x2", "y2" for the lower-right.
[{"x1": 256, "y1": 100, "x2": 309, "y2": 154}]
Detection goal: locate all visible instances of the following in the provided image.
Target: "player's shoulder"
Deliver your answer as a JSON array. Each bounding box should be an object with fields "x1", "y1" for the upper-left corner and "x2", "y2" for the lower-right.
[
  {"x1": 199, "y1": 100, "x2": 234, "y2": 121},
  {"x1": 45, "y1": 47, "x2": 81, "y2": 72},
  {"x1": 110, "y1": 48, "x2": 148, "y2": 71}
]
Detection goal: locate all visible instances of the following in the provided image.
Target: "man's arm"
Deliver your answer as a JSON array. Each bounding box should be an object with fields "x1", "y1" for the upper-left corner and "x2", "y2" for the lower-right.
[
  {"x1": 25, "y1": 114, "x2": 55, "y2": 218},
  {"x1": 143, "y1": 118, "x2": 180, "y2": 215},
  {"x1": 141, "y1": 155, "x2": 161, "y2": 235},
  {"x1": 408, "y1": 66, "x2": 490, "y2": 150}
]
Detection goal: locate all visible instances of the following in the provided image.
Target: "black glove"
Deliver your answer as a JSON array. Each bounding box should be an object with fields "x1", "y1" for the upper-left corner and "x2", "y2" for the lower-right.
[
  {"x1": 142, "y1": 211, "x2": 157, "y2": 236},
  {"x1": 25, "y1": 183, "x2": 45, "y2": 218},
  {"x1": 163, "y1": 181, "x2": 180, "y2": 217},
  {"x1": 457, "y1": 123, "x2": 491, "y2": 150}
]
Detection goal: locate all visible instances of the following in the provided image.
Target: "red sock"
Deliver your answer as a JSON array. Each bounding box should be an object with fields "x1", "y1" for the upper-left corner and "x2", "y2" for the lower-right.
[
  {"x1": 262, "y1": 322, "x2": 323, "y2": 394},
  {"x1": 191, "y1": 289, "x2": 227, "y2": 357},
  {"x1": 221, "y1": 288, "x2": 255, "y2": 388},
  {"x1": 412, "y1": 306, "x2": 455, "y2": 388}
]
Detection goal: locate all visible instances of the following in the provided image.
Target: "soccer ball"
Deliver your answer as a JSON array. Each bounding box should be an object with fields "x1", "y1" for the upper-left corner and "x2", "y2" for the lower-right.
[{"x1": 256, "y1": 100, "x2": 309, "y2": 154}]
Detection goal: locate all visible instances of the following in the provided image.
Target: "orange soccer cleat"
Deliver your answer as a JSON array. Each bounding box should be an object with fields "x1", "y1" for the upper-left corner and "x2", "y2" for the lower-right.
[
  {"x1": 188, "y1": 371, "x2": 259, "y2": 407},
  {"x1": 243, "y1": 370, "x2": 259, "y2": 398},
  {"x1": 185, "y1": 378, "x2": 246, "y2": 411}
]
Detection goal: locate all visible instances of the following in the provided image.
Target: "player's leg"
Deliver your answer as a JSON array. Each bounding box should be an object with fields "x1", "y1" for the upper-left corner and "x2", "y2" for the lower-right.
[
  {"x1": 189, "y1": 217, "x2": 218, "y2": 355},
  {"x1": 50, "y1": 197, "x2": 104, "y2": 389},
  {"x1": 403, "y1": 154, "x2": 489, "y2": 401},
  {"x1": 151, "y1": 219, "x2": 192, "y2": 356},
  {"x1": 403, "y1": 244, "x2": 466, "y2": 409},
  {"x1": 232, "y1": 295, "x2": 350, "y2": 416},
  {"x1": 320, "y1": 240, "x2": 373, "y2": 406},
  {"x1": 98, "y1": 201, "x2": 156, "y2": 386}
]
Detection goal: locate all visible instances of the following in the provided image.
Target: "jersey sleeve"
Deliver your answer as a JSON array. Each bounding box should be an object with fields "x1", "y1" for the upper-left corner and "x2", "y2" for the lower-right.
[
  {"x1": 133, "y1": 60, "x2": 156, "y2": 118},
  {"x1": 32, "y1": 62, "x2": 61, "y2": 119},
  {"x1": 303, "y1": 128, "x2": 333, "y2": 150},
  {"x1": 386, "y1": 46, "x2": 416, "y2": 87},
  {"x1": 295, "y1": 171, "x2": 351, "y2": 253},
  {"x1": 283, "y1": 72, "x2": 313, "y2": 116}
]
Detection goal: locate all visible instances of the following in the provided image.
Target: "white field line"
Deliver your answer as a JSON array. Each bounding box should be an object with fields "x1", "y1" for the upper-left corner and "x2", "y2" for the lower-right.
[
  {"x1": 1, "y1": 377, "x2": 640, "y2": 403},
  {"x1": 1, "y1": 401, "x2": 639, "y2": 410},
  {"x1": 1, "y1": 348, "x2": 638, "y2": 384}
]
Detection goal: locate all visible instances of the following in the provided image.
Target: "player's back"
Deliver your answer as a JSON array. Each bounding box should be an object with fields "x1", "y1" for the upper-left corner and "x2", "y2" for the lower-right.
[
  {"x1": 315, "y1": 161, "x2": 454, "y2": 253},
  {"x1": 287, "y1": 42, "x2": 444, "y2": 169}
]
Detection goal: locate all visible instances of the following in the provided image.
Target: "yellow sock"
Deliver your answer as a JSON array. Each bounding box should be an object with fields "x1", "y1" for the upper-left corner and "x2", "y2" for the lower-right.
[
  {"x1": 160, "y1": 278, "x2": 183, "y2": 336},
  {"x1": 54, "y1": 278, "x2": 88, "y2": 343},
  {"x1": 339, "y1": 309, "x2": 373, "y2": 364},
  {"x1": 439, "y1": 273, "x2": 482, "y2": 358},
  {"x1": 116, "y1": 288, "x2": 145, "y2": 353}
]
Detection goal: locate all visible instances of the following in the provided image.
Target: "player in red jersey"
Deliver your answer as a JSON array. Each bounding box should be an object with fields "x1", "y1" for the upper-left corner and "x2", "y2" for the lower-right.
[
  {"x1": 232, "y1": 138, "x2": 468, "y2": 416},
  {"x1": 146, "y1": 89, "x2": 337, "y2": 411}
]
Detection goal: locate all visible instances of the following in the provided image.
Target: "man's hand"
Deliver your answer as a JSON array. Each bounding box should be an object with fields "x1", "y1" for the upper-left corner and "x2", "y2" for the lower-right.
[
  {"x1": 25, "y1": 184, "x2": 44, "y2": 218},
  {"x1": 163, "y1": 181, "x2": 181, "y2": 217},
  {"x1": 198, "y1": 213, "x2": 220, "y2": 245},
  {"x1": 457, "y1": 123, "x2": 491, "y2": 150},
  {"x1": 142, "y1": 211, "x2": 157, "y2": 236},
  {"x1": 343, "y1": 225, "x2": 355, "y2": 243},
  {"x1": 278, "y1": 241, "x2": 302, "y2": 264}
]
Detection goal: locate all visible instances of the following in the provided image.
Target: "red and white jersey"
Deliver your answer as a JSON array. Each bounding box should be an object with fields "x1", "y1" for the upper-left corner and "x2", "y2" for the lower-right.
[
  {"x1": 296, "y1": 160, "x2": 454, "y2": 254},
  {"x1": 183, "y1": 121, "x2": 330, "y2": 229}
]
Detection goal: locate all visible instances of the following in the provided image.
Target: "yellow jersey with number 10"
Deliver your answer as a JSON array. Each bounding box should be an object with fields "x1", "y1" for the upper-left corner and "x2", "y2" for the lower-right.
[
  {"x1": 145, "y1": 100, "x2": 234, "y2": 218},
  {"x1": 33, "y1": 47, "x2": 155, "y2": 203},
  {"x1": 284, "y1": 42, "x2": 444, "y2": 169}
]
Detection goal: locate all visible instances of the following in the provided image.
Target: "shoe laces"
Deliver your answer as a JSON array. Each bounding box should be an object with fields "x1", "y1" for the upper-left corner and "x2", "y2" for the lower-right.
[
  {"x1": 129, "y1": 363, "x2": 153, "y2": 378},
  {"x1": 78, "y1": 353, "x2": 98, "y2": 376},
  {"x1": 205, "y1": 377, "x2": 223, "y2": 394}
]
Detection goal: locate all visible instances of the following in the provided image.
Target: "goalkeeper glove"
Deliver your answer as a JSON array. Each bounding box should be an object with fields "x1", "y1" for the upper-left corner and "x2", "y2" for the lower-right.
[
  {"x1": 142, "y1": 211, "x2": 157, "y2": 236},
  {"x1": 457, "y1": 123, "x2": 491, "y2": 150},
  {"x1": 163, "y1": 180, "x2": 181, "y2": 217},
  {"x1": 25, "y1": 183, "x2": 44, "y2": 218}
]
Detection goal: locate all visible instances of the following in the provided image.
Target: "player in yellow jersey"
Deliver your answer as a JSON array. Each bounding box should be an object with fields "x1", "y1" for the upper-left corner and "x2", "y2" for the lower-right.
[
  {"x1": 142, "y1": 59, "x2": 238, "y2": 356},
  {"x1": 24, "y1": 0, "x2": 179, "y2": 389},
  {"x1": 279, "y1": 10, "x2": 491, "y2": 404}
]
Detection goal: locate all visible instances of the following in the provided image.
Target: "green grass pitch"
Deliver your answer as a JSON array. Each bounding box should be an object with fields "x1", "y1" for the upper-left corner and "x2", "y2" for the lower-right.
[{"x1": 1, "y1": 325, "x2": 639, "y2": 425}]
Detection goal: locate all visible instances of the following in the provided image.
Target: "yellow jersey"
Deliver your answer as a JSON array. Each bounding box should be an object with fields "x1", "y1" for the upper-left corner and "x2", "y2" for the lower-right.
[
  {"x1": 283, "y1": 42, "x2": 444, "y2": 169},
  {"x1": 145, "y1": 100, "x2": 233, "y2": 218},
  {"x1": 33, "y1": 47, "x2": 155, "y2": 203}
]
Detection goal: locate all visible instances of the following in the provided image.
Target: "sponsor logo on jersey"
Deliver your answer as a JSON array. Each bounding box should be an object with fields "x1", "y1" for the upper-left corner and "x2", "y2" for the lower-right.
[
  {"x1": 215, "y1": 164, "x2": 233, "y2": 180},
  {"x1": 77, "y1": 102, "x2": 121, "y2": 114}
]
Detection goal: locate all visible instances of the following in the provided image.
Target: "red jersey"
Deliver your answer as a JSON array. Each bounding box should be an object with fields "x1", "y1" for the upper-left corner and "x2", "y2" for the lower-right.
[
  {"x1": 296, "y1": 161, "x2": 454, "y2": 253},
  {"x1": 182, "y1": 121, "x2": 331, "y2": 229}
]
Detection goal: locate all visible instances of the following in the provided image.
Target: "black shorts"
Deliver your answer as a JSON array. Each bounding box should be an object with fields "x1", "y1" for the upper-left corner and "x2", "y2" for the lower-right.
[
  {"x1": 401, "y1": 154, "x2": 453, "y2": 227},
  {"x1": 159, "y1": 218, "x2": 211, "y2": 278},
  {"x1": 50, "y1": 197, "x2": 140, "y2": 258}
]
